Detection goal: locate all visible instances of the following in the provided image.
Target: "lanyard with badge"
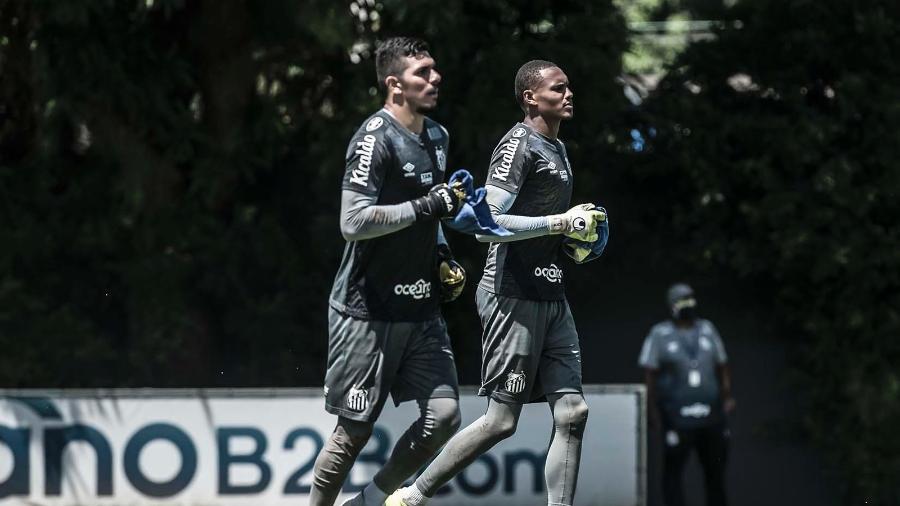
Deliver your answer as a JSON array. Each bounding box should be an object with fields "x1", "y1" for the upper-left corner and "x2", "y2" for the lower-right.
[{"x1": 679, "y1": 326, "x2": 702, "y2": 388}]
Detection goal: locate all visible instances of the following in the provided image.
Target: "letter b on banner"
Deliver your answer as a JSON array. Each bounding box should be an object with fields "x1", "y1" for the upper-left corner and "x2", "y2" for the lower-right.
[{"x1": 217, "y1": 427, "x2": 272, "y2": 494}]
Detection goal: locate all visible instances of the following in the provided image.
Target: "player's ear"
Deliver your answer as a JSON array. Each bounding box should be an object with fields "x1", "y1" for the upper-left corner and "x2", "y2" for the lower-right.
[
  {"x1": 385, "y1": 75, "x2": 403, "y2": 96},
  {"x1": 523, "y1": 89, "x2": 537, "y2": 107}
]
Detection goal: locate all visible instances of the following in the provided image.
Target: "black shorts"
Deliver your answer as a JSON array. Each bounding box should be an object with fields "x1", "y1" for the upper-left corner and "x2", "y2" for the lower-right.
[
  {"x1": 323, "y1": 307, "x2": 459, "y2": 422},
  {"x1": 476, "y1": 288, "x2": 583, "y2": 404}
]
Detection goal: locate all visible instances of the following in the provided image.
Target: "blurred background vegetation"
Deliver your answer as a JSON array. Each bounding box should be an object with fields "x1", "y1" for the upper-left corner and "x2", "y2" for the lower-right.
[{"x1": 1, "y1": 0, "x2": 897, "y2": 502}]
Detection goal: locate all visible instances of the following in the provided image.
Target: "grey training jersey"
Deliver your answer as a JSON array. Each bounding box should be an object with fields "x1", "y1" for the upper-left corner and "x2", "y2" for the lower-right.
[
  {"x1": 479, "y1": 123, "x2": 574, "y2": 300},
  {"x1": 329, "y1": 110, "x2": 450, "y2": 321},
  {"x1": 638, "y1": 319, "x2": 728, "y2": 428}
]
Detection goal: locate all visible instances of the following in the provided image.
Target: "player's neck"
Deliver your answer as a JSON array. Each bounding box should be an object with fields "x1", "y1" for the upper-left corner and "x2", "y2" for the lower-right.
[
  {"x1": 383, "y1": 102, "x2": 425, "y2": 134},
  {"x1": 524, "y1": 114, "x2": 560, "y2": 140}
]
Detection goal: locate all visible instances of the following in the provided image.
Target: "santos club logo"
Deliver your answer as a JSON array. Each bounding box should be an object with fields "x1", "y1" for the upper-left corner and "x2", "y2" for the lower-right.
[
  {"x1": 394, "y1": 279, "x2": 432, "y2": 299},
  {"x1": 349, "y1": 134, "x2": 376, "y2": 187},
  {"x1": 505, "y1": 372, "x2": 526, "y2": 394},
  {"x1": 534, "y1": 264, "x2": 563, "y2": 283},
  {"x1": 435, "y1": 145, "x2": 447, "y2": 172},
  {"x1": 365, "y1": 117, "x2": 383, "y2": 132},
  {"x1": 492, "y1": 138, "x2": 521, "y2": 182},
  {"x1": 346, "y1": 387, "x2": 369, "y2": 412}
]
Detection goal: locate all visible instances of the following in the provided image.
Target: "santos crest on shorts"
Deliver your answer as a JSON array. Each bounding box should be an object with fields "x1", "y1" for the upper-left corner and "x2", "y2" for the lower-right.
[{"x1": 329, "y1": 110, "x2": 450, "y2": 321}]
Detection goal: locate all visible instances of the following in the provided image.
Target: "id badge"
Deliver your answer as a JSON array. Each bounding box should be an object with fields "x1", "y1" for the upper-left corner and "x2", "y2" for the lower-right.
[{"x1": 688, "y1": 369, "x2": 701, "y2": 387}]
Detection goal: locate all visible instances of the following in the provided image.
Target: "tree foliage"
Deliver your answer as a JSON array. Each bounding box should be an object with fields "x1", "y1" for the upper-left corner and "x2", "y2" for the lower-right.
[
  {"x1": 2, "y1": 0, "x2": 896, "y2": 500},
  {"x1": 0, "y1": 0, "x2": 627, "y2": 386},
  {"x1": 631, "y1": 0, "x2": 900, "y2": 500}
]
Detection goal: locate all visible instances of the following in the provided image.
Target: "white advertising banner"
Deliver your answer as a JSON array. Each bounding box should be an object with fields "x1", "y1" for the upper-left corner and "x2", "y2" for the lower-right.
[{"x1": 0, "y1": 386, "x2": 644, "y2": 506}]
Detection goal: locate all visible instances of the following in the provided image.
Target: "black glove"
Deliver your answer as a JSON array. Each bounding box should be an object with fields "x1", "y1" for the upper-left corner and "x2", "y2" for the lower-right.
[
  {"x1": 410, "y1": 183, "x2": 465, "y2": 221},
  {"x1": 436, "y1": 244, "x2": 466, "y2": 303}
]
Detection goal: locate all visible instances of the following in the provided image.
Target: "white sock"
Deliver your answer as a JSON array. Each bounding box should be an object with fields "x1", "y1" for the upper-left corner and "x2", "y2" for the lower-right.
[
  {"x1": 363, "y1": 482, "x2": 389, "y2": 506},
  {"x1": 401, "y1": 484, "x2": 429, "y2": 506}
]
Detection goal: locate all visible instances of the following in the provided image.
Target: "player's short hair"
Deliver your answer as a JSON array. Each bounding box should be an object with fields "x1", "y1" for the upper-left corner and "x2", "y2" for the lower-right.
[
  {"x1": 514, "y1": 59, "x2": 559, "y2": 111},
  {"x1": 375, "y1": 37, "x2": 430, "y2": 91}
]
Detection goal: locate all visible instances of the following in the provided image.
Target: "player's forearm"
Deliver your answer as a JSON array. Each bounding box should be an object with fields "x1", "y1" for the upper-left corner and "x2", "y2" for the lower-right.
[
  {"x1": 475, "y1": 185, "x2": 551, "y2": 242},
  {"x1": 478, "y1": 214, "x2": 550, "y2": 242},
  {"x1": 340, "y1": 190, "x2": 416, "y2": 241}
]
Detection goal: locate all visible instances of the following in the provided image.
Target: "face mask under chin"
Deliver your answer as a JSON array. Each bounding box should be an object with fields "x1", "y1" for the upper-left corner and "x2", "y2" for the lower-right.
[
  {"x1": 671, "y1": 297, "x2": 697, "y2": 321},
  {"x1": 674, "y1": 306, "x2": 697, "y2": 321}
]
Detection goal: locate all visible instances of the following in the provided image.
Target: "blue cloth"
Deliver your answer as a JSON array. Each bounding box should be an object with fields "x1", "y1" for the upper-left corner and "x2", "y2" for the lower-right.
[
  {"x1": 443, "y1": 169, "x2": 512, "y2": 237},
  {"x1": 563, "y1": 205, "x2": 609, "y2": 263}
]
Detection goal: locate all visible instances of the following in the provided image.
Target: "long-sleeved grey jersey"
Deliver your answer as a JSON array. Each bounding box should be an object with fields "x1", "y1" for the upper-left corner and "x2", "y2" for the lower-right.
[
  {"x1": 329, "y1": 110, "x2": 449, "y2": 321},
  {"x1": 478, "y1": 123, "x2": 574, "y2": 300}
]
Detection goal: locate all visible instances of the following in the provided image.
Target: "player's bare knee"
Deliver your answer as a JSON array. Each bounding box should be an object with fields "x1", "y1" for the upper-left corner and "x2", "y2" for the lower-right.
[
  {"x1": 494, "y1": 419, "x2": 519, "y2": 440},
  {"x1": 485, "y1": 413, "x2": 519, "y2": 440}
]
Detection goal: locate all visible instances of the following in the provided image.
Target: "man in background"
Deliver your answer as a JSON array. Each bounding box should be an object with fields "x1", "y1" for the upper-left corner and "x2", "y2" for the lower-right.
[{"x1": 638, "y1": 283, "x2": 736, "y2": 506}]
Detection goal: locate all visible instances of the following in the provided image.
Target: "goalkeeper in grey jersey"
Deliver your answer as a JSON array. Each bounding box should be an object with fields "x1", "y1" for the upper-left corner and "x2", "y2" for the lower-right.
[
  {"x1": 388, "y1": 60, "x2": 606, "y2": 506},
  {"x1": 309, "y1": 37, "x2": 468, "y2": 506}
]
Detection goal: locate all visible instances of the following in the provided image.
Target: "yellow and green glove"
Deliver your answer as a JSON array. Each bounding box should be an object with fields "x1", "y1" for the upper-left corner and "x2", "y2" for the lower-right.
[{"x1": 436, "y1": 244, "x2": 465, "y2": 302}]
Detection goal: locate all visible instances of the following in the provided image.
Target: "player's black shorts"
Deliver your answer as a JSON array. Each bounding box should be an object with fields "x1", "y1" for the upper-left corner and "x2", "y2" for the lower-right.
[
  {"x1": 476, "y1": 287, "x2": 583, "y2": 404},
  {"x1": 324, "y1": 307, "x2": 459, "y2": 422}
]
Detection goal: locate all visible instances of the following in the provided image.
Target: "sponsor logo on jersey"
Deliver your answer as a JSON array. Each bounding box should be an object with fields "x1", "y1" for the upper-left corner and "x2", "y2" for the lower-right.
[
  {"x1": 427, "y1": 126, "x2": 443, "y2": 140},
  {"x1": 365, "y1": 117, "x2": 383, "y2": 132},
  {"x1": 560, "y1": 156, "x2": 572, "y2": 182},
  {"x1": 505, "y1": 371, "x2": 526, "y2": 394},
  {"x1": 512, "y1": 127, "x2": 527, "y2": 138},
  {"x1": 394, "y1": 279, "x2": 432, "y2": 300},
  {"x1": 346, "y1": 387, "x2": 368, "y2": 412},
  {"x1": 435, "y1": 145, "x2": 447, "y2": 172},
  {"x1": 492, "y1": 137, "x2": 521, "y2": 182},
  {"x1": 534, "y1": 263, "x2": 563, "y2": 283},
  {"x1": 420, "y1": 172, "x2": 433, "y2": 185},
  {"x1": 349, "y1": 134, "x2": 377, "y2": 186},
  {"x1": 679, "y1": 402, "x2": 711, "y2": 418},
  {"x1": 547, "y1": 162, "x2": 557, "y2": 173},
  {"x1": 323, "y1": 386, "x2": 329, "y2": 397},
  {"x1": 403, "y1": 162, "x2": 416, "y2": 178}
]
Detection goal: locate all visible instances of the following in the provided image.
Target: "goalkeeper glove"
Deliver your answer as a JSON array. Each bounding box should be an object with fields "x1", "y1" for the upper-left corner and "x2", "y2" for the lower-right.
[
  {"x1": 549, "y1": 203, "x2": 606, "y2": 242},
  {"x1": 411, "y1": 182, "x2": 466, "y2": 221},
  {"x1": 436, "y1": 244, "x2": 465, "y2": 303},
  {"x1": 563, "y1": 206, "x2": 609, "y2": 264},
  {"x1": 563, "y1": 241, "x2": 594, "y2": 264}
]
